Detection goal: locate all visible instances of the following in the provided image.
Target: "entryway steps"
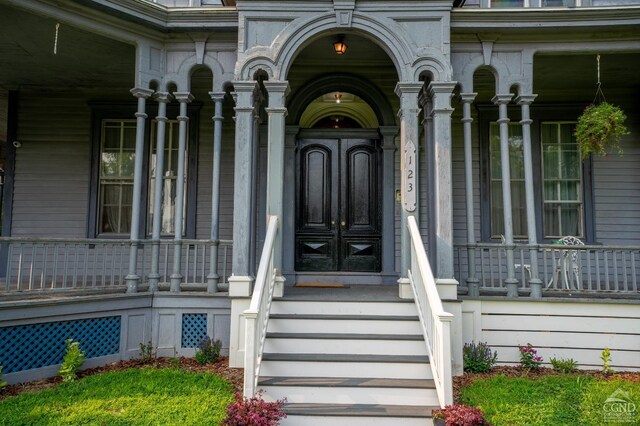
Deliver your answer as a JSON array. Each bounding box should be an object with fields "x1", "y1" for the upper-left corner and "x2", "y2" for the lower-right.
[
  {"x1": 259, "y1": 377, "x2": 438, "y2": 405},
  {"x1": 281, "y1": 403, "x2": 437, "y2": 426},
  {"x1": 260, "y1": 296, "x2": 439, "y2": 424}
]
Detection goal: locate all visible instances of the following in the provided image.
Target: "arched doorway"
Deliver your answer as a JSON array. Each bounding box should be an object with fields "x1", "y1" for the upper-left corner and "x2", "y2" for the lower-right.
[{"x1": 284, "y1": 34, "x2": 399, "y2": 281}]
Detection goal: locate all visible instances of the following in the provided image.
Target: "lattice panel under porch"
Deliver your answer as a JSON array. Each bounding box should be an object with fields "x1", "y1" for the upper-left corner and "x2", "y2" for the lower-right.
[
  {"x1": 181, "y1": 313, "x2": 208, "y2": 348},
  {"x1": 0, "y1": 316, "x2": 121, "y2": 374}
]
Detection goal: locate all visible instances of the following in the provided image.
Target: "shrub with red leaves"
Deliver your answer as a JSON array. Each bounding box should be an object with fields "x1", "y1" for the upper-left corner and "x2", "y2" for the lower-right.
[
  {"x1": 432, "y1": 404, "x2": 488, "y2": 426},
  {"x1": 221, "y1": 391, "x2": 287, "y2": 426}
]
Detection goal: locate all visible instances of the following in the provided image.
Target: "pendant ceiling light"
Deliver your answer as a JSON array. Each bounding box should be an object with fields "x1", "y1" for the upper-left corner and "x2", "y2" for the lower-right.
[
  {"x1": 333, "y1": 35, "x2": 348, "y2": 55},
  {"x1": 335, "y1": 92, "x2": 342, "y2": 104}
]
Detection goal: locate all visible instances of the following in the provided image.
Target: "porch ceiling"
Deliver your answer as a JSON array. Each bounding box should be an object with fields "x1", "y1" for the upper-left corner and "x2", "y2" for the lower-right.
[
  {"x1": 472, "y1": 51, "x2": 640, "y2": 103},
  {"x1": 0, "y1": 4, "x2": 135, "y2": 95},
  {"x1": 287, "y1": 34, "x2": 400, "y2": 124}
]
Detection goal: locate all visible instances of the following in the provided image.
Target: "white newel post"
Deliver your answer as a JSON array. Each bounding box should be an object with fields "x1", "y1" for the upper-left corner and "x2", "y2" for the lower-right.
[
  {"x1": 516, "y1": 94, "x2": 543, "y2": 298},
  {"x1": 493, "y1": 94, "x2": 519, "y2": 297},
  {"x1": 207, "y1": 92, "x2": 226, "y2": 293},
  {"x1": 149, "y1": 92, "x2": 171, "y2": 292},
  {"x1": 169, "y1": 92, "x2": 193, "y2": 292},
  {"x1": 125, "y1": 87, "x2": 154, "y2": 294},
  {"x1": 395, "y1": 82, "x2": 422, "y2": 296},
  {"x1": 460, "y1": 93, "x2": 479, "y2": 297}
]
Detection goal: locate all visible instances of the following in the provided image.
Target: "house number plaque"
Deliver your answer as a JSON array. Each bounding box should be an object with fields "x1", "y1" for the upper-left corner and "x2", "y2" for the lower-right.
[{"x1": 403, "y1": 140, "x2": 416, "y2": 212}]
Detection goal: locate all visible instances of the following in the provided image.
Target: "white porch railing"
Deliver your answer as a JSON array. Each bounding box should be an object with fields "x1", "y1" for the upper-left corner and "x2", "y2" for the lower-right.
[
  {"x1": 243, "y1": 215, "x2": 279, "y2": 397},
  {"x1": 407, "y1": 216, "x2": 454, "y2": 407},
  {"x1": 0, "y1": 237, "x2": 232, "y2": 292}
]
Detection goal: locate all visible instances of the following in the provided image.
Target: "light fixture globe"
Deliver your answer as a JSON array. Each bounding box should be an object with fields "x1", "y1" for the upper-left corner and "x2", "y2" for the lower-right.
[{"x1": 333, "y1": 35, "x2": 348, "y2": 55}]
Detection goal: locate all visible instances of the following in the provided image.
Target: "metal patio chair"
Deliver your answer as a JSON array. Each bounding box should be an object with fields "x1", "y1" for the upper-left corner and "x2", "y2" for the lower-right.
[{"x1": 546, "y1": 236, "x2": 584, "y2": 290}]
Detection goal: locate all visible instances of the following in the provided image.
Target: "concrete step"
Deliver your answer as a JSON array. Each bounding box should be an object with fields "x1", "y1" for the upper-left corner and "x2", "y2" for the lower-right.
[
  {"x1": 259, "y1": 377, "x2": 438, "y2": 405},
  {"x1": 281, "y1": 403, "x2": 436, "y2": 426},
  {"x1": 260, "y1": 353, "x2": 432, "y2": 379},
  {"x1": 271, "y1": 300, "x2": 416, "y2": 316},
  {"x1": 263, "y1": 334, "x2": 427, "y2": 355},
  {"x1": 267, "y1": 314, "x2": 422, "y2": 334}
]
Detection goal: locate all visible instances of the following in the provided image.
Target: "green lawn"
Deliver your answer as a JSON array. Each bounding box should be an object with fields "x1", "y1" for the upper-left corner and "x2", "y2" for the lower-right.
[
  {"x1": 0, "y1": 367, "x2": 234, "y2": 426},
  {"x1": 460, "y1": 374, "x2": 640, "y2": 426}
]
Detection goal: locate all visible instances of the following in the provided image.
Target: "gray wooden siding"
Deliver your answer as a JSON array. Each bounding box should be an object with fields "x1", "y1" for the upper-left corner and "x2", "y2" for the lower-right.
[
  {"x1": 12, "y1": 92, "x2": 91, "y2": 237},
  {"x1": 592, "y1": 105, "x2": 640, "y2": 245}
]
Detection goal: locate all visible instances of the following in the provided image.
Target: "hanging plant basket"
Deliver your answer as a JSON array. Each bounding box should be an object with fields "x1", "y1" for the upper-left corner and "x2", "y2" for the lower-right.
[{"x1": 575, "y1": 102, "x2": 628, "y2": 159}]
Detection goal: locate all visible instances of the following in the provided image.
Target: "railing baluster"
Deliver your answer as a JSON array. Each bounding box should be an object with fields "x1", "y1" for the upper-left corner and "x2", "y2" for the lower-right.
[
  {"x1": 587, "y1": 249, "x2": 592, "y2": 291},
  {"x1": 42, "y1": 244, "x2": 48, "y2": 290},
  {"x1": 82, "y1": 244, "x2": 88, "y2": 288},
  {"x1": 111, "y1": 243, "x2": 116, "y2": 286},
  {"x1": 622, "y1": 250, "x2": 628, "y2": 292},
  {"x1": 612, "y1": 250, "x2": 619, "y2": 292},
  {"x1": 28, "y1": 244, "x2": 35, "y2": 291},
  {"x1": 632, "y1": 250, "x2": 638, "y2": 292}
]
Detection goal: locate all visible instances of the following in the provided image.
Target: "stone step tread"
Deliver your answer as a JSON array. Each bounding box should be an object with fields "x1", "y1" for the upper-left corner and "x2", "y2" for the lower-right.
[
  {"x1": 258, "y1": 376, "x2": 436, "y2": 389},
  {"x1": 262, "y1": 353, "x2": 429, "y2": 363},
  {"x1": 266, "y1": 332, "x2": 424, "y2": 341},
  {"x1": 283, "y1": 403, "x2": 437, "y2": 418},
  {"x1": 269, "y1": 314, "x2": 419, "y2": 321}
]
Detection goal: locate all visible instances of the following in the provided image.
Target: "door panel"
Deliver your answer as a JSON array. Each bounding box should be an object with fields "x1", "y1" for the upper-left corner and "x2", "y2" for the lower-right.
[{"x1": 296, "y1": 138, "x2": 381, "y2": 272}]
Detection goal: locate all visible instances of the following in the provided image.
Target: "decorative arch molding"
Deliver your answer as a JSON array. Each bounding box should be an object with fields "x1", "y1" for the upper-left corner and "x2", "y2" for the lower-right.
[
  {"x1": 236, "y1": 11, "x2": 452, "y2": 83},
  {"x1": 300, "y1": 102, "x2": 378, "y2": 129},
  {"x1": 452, "y1": 51, "x2": 532, "y2": 95},
  {"x1": 287, "y1": 74, "x2": 396, "y2": 127},
  {"x1": 164, "y1": 52, "x2": 235, "y2": 93}
]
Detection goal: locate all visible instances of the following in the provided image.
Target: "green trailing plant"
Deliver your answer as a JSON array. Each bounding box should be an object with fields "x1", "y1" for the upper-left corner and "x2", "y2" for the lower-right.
[
  {"x1": 518, "y1": 343, "x2": 543, "y2": 371},
  {"x1": 0, "y1": 365, "x2": 7, "y2": 392},
  {"x1": 463, "y1": 342, "x2": 498, "y2": 373},
  {"x1": 575, "y1": 102, "x2": 628, "y2": 159},
  {"x1": 550, "y1": 357, "x2": 578, "y2": 373},
  {"x1": 600, "y1": 347, "x2": 613, "y2": 373},
  {"x1": 139, "y1": 341, "x2": 154, "y2": 363},
  {"x1": 58, "y1": 339, "x2": 86, "y2": 382},
  {"x1": 195, "y1": 336, "x2": 222, "y2": 365}
]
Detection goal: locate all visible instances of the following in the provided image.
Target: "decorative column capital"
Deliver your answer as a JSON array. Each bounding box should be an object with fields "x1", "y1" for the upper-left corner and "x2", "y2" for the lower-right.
[
  {"x1": 514, "y1": 94, "x2": 537, "y2": 106},
  {"x1": 492, "y1": 93, "x2": 514, "y2": 105},
  {"x1": 428, "y1": 81, "x2": 456, "y2": 113},
  {"x1": 155, "y1": 91, "x2": 172, "y2": 104},
  {"x1": 459, "y1": 92, "x2": 478, "y2": 104},
  {"x1": 263, "y1": 81, "x2": 290, "y2": 95},
  {"x1": 379, "y1": 126, "x2": 399, "y2": 149},
  {"x1": 394, "y1": 81, "x2": 423, "y2": 98},
  {"x1": 174, "y1": 92, "x2": 194, "y2": 103},
  {"x1": 209, "y1": 91, "x2": 226, "y2": 104},
  {"x1": 130, "y1": 87, "x2": 154, "y2": 99}
]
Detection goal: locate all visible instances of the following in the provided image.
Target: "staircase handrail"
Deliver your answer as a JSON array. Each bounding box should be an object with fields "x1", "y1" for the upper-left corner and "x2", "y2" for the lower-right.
[
  {"x1": 407, "y1": 215, "x2": 454, "y2": 407},
  {"x1": 243, "y1": 215, "x2": 279, "y2": 397}
]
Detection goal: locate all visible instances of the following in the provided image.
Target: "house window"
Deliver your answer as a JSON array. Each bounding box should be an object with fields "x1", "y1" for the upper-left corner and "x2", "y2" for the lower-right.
[
  {"x1": 541, "y1": 122, "x2": 582, "y2": 238},
  {"x1": 98, "y1": 120, "x2": 136, "y2": 234},
  {"x1": 481, "y1": 106, "x2": 594, "y2": 243},
  {"x1": 89, "y1": 103, "x2": 200, "y2": 239},
  {"x1": 147, "y1": 120, "x2": 187, "y2": 236},
  {"x1": 489, "y1": 123, "x2": 527, "y2": 238}
]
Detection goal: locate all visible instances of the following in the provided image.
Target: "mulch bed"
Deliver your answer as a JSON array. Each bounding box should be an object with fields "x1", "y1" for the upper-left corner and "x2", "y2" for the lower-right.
[
  {"x1": 0, "y1": 357, "x2": 244, "y2": 401},
  {"x1": 453, "y1": 366, "x2": 640, "y2": 403}
]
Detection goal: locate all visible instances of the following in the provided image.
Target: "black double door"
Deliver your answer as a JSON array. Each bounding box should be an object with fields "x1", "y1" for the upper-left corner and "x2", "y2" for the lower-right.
[{"x1": 295, "y1": 138, "x2": 381, "y2": 272}]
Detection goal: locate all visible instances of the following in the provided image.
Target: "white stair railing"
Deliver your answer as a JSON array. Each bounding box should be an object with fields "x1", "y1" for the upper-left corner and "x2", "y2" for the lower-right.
[
  {"x1": 243, "y1": 215, "x2": 279, "y2": 397},
  {"x1": 407, "y1": 216, "x2": 454, "y2": 407}
]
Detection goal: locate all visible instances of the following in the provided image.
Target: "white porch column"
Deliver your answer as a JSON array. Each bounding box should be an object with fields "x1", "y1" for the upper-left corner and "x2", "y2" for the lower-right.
[
  {"x1": 493, "y1": 93, "x2": 519, "y2": 297},
  {"x1": 460, "y1": 93, "x2": 479, "y2": 297},
  {"x1": 207, "y1": 92, "x2": 225, "y2": 293},
  {"x1": 395, "y1": 82, "x2": 423, "y2": 281},
  {"x1": 170, "y1": 92, "x2": 193, "y2": 292},
  {"x1": 125, "y1": 87, "x2": 154, "y2": 294},
  {"x1": 229, "y1": 81, "x2": 258, "y2": 297},
  {"x1": 264, "y1": 81, "x2": 289, "y2": 274},
  {"x1": 379, "y1": 126, "x2": 399, "y2": 276},
  {"x1": 516, "y1": 94, "x2": 543, "y2": 298},
  {"x1": 148, "y1": 92, "x2": 171, "y2": 292},
  {"x1": 429, "y1": 82, "x2": 457, "y2": 281}
]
